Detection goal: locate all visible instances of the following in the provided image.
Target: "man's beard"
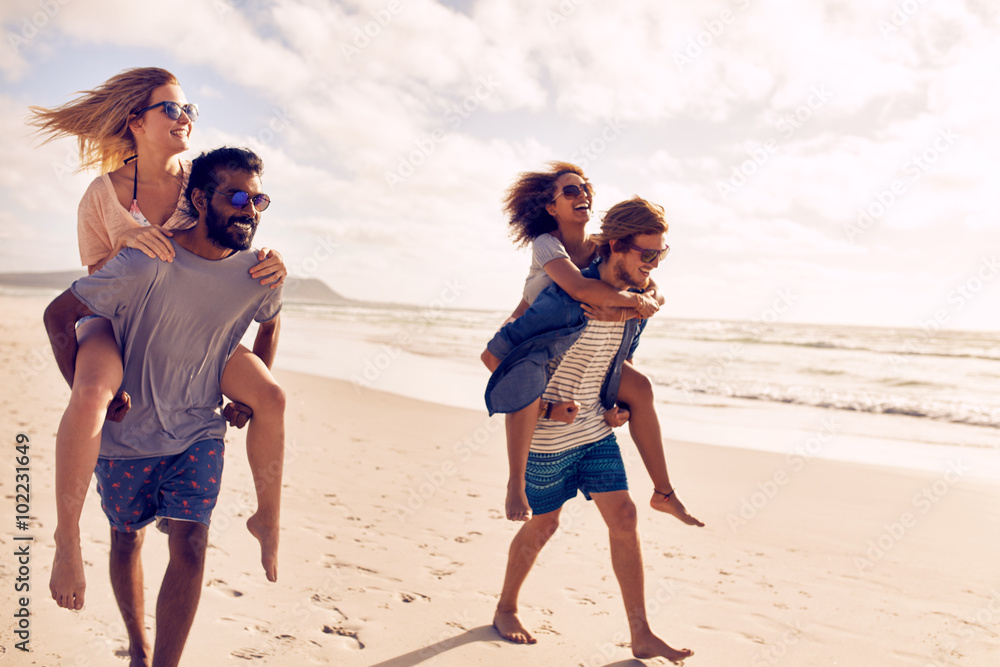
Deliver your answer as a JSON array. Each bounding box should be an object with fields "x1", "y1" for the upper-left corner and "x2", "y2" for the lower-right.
[
  {"x1": 205, "y1": 202, "x2": 257, "y2": 251},
  {"x1": 615, "y1": 263, "x2": 649, "y2": 290}
]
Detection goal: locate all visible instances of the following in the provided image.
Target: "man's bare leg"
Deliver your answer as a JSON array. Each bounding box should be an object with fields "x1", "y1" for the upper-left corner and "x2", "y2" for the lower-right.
[
  {"x1": 110, "y1": 528, "x2": 151, "y2": 667},
  {"x1": 220, "y1": 346, "x2": 285, "y2": 582},
  {"x1": 50, "y1": 317, "x2": 122, "y2": 610},
  {"x1": 591, "y1": 491, "x2": 693, "y2": 663},
  {"x1": 151, "y1": 520, "x2": 209, "y2": 667},
  {"x1": 494, "y1": 508, "x2": 561, "y2": 643},
  {"x1": 618, "y1": 363, "x2": 703, "y2": 527}
]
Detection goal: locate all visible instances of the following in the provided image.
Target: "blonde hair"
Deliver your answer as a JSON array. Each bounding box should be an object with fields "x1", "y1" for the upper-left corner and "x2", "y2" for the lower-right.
[
  {"x1": 27, "y1": 67, "x2": 179, "y2": 174},
  {"x1": 593, "y1": 197, "x2": 668, "y2": 259}
]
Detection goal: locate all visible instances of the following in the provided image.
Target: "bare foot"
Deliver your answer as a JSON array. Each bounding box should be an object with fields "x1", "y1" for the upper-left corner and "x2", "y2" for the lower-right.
[
  {"x1": 50, "y1": 538, "x2": 87, "y2": 610},
  {"x1": 548, "y1": 400, "x2": 579, "y2": 424},
  {"x1": 128, "y1": 641, "x2": 152, "y2": 667},
  {"x1": 493, "y1": 608, "x2": 537, "y2": 644},
  {"x1": 246, "y1": 512, "x2": 279, "y2": 582},
  {"x1": 650, "y1": 490, "x2": 705, "y2": 527},
  {"x1": 505, "y1": 484, "x2": 532, "y2": 522},
  {"x1": 631, "y1": 629, "x2": 693, "y2": 663}
]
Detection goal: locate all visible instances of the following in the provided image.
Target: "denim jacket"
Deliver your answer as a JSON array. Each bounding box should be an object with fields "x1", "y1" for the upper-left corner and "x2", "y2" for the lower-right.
[{"x1": 485, "y1": 260, "x2": 646, "y2": 415}]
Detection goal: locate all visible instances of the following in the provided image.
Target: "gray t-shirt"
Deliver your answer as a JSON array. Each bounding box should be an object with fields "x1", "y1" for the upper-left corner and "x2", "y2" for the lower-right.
[
  {"x1": 521, "y1": 233, "x2": 570, "y2": 305},
  {"x1": 71, "y1": 243, "x2": 283, "y2": 459}
]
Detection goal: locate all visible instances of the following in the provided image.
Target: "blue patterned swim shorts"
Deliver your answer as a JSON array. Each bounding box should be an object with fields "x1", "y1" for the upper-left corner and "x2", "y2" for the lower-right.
[
  {"x1": 94, "y1": 439, "x2": 225, "y2": 532},
  {"x1": 524, "y1": 434, "x2": 628, "y2": 516}
]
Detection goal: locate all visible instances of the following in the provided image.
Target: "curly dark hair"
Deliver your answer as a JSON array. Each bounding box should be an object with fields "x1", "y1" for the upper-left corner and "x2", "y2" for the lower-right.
[
  {"x1": 184, "y1": 146, "x2": 264, "y2": 217},
  {"x1": 502, "y1": 161, "x2": 589, "y2": 247}
]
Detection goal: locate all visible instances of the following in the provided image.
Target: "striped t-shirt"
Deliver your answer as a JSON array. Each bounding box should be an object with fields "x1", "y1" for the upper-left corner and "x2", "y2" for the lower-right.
[{"x1": 530, "y1": 319, "x2": 626, "y2": 454}]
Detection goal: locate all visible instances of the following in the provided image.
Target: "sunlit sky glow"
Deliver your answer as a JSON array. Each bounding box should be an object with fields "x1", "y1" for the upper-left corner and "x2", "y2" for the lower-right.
[{"x1": 2, "y1": 0, "x2": 998, "y2": 331}]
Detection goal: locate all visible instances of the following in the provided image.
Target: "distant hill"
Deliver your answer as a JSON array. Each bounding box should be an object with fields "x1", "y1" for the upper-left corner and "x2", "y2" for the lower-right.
[
  {"x1": 282, "y1": 277, "x2": 358, "y2": 305},
  {"x1": 0, "y1": 270, "x2": 86, "y2": 290},
  {"x1": 0, "y1": 270, "x2": 356, "y2": 306}
]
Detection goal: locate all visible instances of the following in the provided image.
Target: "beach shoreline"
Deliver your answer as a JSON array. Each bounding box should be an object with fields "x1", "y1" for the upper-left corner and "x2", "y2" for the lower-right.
[
  {"x1": 273, "y1": 299, "x2": 1000, "y2": 482},
  {"x1": 2, "y1": 293, "x2": 999, "y2": 665}
]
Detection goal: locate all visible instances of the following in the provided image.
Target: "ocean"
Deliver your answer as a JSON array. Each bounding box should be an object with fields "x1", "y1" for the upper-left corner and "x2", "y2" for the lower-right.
[{"x1": 274, "y1": 303, "x2": 1000, "y2": 481}]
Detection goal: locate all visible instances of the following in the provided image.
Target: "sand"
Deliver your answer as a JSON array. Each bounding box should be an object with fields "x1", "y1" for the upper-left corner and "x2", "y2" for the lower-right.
[{"x1": 1, "y1": 293, "x2": 998, "y2": 666}]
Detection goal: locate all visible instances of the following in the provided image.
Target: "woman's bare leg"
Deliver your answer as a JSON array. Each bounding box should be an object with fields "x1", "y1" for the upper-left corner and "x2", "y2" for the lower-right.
[
  {"x1": 51, "y1": 317, "x2": 124, "y2": 609},
  {"x1": 504, "y1": 399, "x2": 578, "y2": 521},
  {"x1": 618, "y1": 363, "x2": 702, "y2": 526},
  {"x1": 504, "y1": 403, "x2": 537, "y2": 522},
  {"x1": 220, "y1": 345, "x2": 285, "y2": 582}
]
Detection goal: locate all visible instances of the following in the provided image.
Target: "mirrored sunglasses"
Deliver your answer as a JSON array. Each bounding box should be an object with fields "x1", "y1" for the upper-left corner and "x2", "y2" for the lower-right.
[
  {"x1": 135, "y1": 100, "x2": 199, "y2": 122},
  {"x1": 207, "y1": 189, "x2": 271, "y2": 212}
]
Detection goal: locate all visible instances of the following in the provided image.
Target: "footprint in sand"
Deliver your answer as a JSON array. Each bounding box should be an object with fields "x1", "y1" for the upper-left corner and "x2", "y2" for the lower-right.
[
  {"x1": 310, "y1": 594, "x2": 348, "y2": 621},
  {"x1": 400, "y1": 591, "x2": 431, "y2": 603},
  {"x1": 534, "y1": 619, "x2": 559, "y2": 636},
  {"x1": 231, "y1": 647, "x2": 268, "y2": 659},
  {"x1": 454, "y1": 530, "x2": 483, "y2": 543},
  {"x1": 322, "y1": 626, "x2": 365, "y2": 649},
  {"x1": 206, "y1": 578, "x2": 244, "y2": 597},
  {"x1": 429, "y1": 567, "x2": 458, "y2": 578},
  {"x1": 218, "y1": 614, "x2": 270, "y2": 635}
]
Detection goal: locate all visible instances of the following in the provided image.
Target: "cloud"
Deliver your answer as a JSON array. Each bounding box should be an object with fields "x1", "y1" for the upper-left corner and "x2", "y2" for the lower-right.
[{"x1": 3, "y1": 0, "x2": 999, "y2": 326}]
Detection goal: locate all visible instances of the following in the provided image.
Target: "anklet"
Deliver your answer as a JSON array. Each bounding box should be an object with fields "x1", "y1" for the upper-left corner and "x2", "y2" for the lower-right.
[{"x1": 655, "y1": 488, "x2": 675, "y2": 499}]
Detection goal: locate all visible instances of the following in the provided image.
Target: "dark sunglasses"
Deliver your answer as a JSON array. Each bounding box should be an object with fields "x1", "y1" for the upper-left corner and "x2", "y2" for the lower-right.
[
  {"x1": 135, "y1": 100, "x2": 199, "y2": 122},
  {"x1": 629, "y1": 244, "x2": 670, "y2": 263},
  {"x1": 206, "y1": 189, "x2": 271, "y2": 212},
  {"x1": 553, "y1": 182, "x2": 594, "y2": 201}
]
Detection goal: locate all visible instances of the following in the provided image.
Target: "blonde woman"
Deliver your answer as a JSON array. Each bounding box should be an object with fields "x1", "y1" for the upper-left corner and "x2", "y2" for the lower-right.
[{"x1": 30, "y1": 69, "x2": 286, "y2": 619}]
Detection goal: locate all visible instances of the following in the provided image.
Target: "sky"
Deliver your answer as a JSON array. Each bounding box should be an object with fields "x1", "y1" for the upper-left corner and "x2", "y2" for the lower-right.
[{"x1": 1, "y1": 0, "x2": 998, "y2": 331}]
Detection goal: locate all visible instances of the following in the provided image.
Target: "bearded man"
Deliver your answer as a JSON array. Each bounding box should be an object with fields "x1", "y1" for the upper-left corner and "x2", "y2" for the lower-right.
[{"x1": 43, "y1": 146, "x2": 282, "y2": 667}]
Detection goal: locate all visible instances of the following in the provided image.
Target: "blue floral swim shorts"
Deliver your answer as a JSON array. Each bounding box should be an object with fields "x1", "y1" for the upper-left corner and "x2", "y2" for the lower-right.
[{"x1": 94, "y1": 439, "x2": 225, "y2": 532}]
